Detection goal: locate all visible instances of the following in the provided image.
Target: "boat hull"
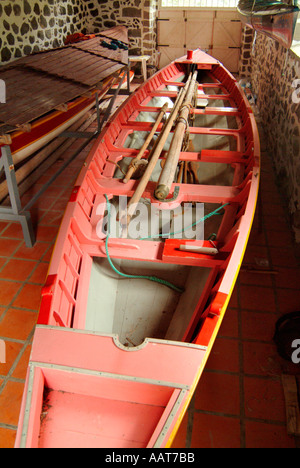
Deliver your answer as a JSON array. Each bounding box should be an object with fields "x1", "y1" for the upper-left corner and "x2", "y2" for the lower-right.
[
  {"x1": 0, "y1": 71, "x2": 134, "y2": 165},
  {"x1": 0, "y1": 26, "x2": 131, "y2": 165},
  {"x1": 237, "y1": 0, "x2": 299, "y2": 48},
  {"x1": 15, "y1": 49, "x2": 260, "y2": 448}
]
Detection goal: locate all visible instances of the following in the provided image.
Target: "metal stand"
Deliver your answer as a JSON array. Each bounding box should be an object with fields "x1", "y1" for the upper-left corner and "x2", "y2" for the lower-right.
[
  {"x1": 60, "y1": 66, "x2": 129, "y2": 139},
  {"x1": 97, "y1": 66, "x2": 130, "y2": 129},
  {"x1": 0, "y1": 146, "x2": 35, "y2": 247},
  {"x1": 0, "y1": 65, "x2": 131, "y2": 248}
]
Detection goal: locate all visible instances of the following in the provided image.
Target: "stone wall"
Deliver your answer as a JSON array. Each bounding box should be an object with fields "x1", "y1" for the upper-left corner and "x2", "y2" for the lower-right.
[
  {"x1": 84, "y1": 0, "x2": 159, "y2": 66},
  {"x1": 250, "y1": 33, "x2": 300, "y2": 240},
  {"x1": 238, "y1": 25, "x2": 254, "y2": 78},
  {"x1": 0, "y1": 0, "x2": 159, "y2": 70},
  {"x1": 0, "y1": 0, "x2": 88, "y2": 64}
]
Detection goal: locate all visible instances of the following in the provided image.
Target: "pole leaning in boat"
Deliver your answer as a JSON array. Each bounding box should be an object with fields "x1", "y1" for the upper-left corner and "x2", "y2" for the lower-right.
[
  {"x1": 123, "y1": 102, "x2": 169, "y2": 184},
  {"x1": 120, "y1": 74, "x2": 193, "y2": 232},
  {"x1": 154, "y1": 70, "x2": 198, "y2": 201}
]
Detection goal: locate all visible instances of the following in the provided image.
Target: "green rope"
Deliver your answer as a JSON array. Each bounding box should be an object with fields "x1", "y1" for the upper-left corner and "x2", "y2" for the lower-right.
[{"x1": 104, "y1": 194, "x2": 184, "y2": 293}]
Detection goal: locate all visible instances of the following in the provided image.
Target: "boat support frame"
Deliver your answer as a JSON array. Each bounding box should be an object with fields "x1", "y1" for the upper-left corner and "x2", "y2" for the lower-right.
[
  {"x1": 0, "y1": 68, "x2": 130, "y2": 248},
  {"x1": 0, "y1": 145, "x2": 35, "y2": 247}
]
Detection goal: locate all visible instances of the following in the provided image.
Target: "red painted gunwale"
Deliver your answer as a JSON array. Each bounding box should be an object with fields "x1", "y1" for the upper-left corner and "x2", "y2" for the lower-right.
[{"x1": 15, "y1": 49, "x2": 260, "y2": 449}]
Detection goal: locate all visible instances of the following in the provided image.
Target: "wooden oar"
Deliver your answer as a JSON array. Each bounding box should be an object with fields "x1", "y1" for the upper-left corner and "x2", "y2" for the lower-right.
[
  {"x1": 183, "y1": 161, "x2": 188, "y2": 184},
  {"x1": 189, "y1": 161, "x2": 200, "y2": 184},
  {"x1": 177, "y1": 161, "x2": 184, "y2": 183},
  {"x1": 123, "y1": 102, "x2": 168, "y2": 184},
  {"x1": 154, "y1": 70, "x2": 198, "y2": 200},
  {"x1": 120, "y1": 77, "x2": 192, "y2": 232}
]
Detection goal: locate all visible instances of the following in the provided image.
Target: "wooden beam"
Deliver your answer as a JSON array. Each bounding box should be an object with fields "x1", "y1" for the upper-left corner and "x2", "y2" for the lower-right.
[{"x1": 281, "y1": 374, "x2": 300, "y2": 436}]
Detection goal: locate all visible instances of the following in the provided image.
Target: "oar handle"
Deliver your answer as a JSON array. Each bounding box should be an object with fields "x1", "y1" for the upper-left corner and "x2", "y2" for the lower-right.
[{"x1": 155, "y1": 70, "x2": 198, "y2": 200}]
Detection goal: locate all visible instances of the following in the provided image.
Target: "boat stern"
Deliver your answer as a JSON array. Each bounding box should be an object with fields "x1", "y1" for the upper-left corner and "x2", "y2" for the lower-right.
[{"x1": 15, "y1": 326, "x2": 207, "y2": 448}]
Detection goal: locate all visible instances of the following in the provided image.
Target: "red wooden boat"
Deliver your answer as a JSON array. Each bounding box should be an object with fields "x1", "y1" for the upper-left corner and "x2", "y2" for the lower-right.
[
  {"x1": 0, "y1": 26, "x2": 130, "y2": 165},
  {"x1": 15, "y1": 49, "x2": 260, "y2": 448},
  {"x1": 237, "y1": 0, "x2": 299, "y2": 49}
]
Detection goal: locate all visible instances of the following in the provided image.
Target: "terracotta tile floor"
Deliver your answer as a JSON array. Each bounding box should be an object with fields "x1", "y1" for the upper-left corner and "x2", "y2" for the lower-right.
[
  {"x1": 172, "y1": 124, "x2": 300, "y2": 449},
  {"x1": 0, "y1": 87, "x2": 299, "y2": 448}
]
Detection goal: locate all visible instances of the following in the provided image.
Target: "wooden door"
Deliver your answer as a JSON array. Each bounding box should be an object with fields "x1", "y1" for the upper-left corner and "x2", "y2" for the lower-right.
[{"x1": 157, "y1": 9, "x2": 242, "y2": 73}]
